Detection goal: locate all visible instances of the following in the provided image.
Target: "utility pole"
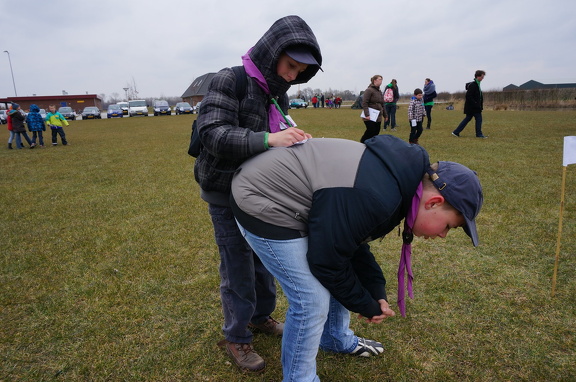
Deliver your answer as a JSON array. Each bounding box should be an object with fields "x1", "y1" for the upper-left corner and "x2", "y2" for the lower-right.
[{"x1": 3, "y1": 50, "x2": 17, "y2": 96}]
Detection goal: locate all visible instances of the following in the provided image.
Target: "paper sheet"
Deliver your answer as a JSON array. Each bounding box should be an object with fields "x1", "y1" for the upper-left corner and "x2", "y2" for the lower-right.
[{"x1": 360, "y1": 107, "x2": 380, "y2": 122}]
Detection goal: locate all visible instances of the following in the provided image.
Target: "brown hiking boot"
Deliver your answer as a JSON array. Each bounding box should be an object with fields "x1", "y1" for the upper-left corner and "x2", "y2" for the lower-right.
[
  {"x1": 217, "y1": 339, "x2": 265, "y2": 372},
  {"x1": 248, "y1": 317, "x2": 284, "y2": 336}
]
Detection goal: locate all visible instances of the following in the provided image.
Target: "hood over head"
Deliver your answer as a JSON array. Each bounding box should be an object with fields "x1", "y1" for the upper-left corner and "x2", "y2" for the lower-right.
[
  {"x1": 363, "y1": 135, "x2": 430, "y2": 202},
  {"x1": 249, "y1": 15, "x2": 322, "y2": 96},
  {"x1": 29, "y1": 104, "x2": 40, "y2": 112}
]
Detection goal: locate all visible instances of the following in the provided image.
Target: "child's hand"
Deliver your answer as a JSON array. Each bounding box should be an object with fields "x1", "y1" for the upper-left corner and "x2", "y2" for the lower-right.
[
  {"x1": 357, "y1": 299, "x2": 395, "y2": 324},
  {"x1": 267, "y1": 128, "x2": 312, "y2": 147}
]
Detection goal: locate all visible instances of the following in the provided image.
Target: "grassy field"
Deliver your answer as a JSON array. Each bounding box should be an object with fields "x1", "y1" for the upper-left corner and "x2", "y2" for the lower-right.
[{"x1": 1, "y1": 108, "x2": 575, "y2": 381}]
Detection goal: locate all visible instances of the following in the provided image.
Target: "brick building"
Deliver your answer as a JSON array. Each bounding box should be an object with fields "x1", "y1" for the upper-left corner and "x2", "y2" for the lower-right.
[{"x1": 0, "y1": 94, "x2": 102, "y2": 113}]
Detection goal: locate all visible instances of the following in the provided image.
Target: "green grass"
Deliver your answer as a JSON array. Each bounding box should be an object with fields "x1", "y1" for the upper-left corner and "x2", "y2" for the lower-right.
[{"x1": 1, "y1": 108, "x2": 575, "y2": 381}]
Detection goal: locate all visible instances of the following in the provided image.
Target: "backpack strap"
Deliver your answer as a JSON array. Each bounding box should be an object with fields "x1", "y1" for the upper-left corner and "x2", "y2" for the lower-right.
[
  {"x1": 231, "y1": 65, "x2": 247, "y2": 102},
  {"x1": 188, "y1": 65, "x2": 247, "y2": 158}
]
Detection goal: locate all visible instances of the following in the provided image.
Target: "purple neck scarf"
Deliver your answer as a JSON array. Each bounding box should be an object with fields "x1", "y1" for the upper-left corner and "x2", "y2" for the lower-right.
[
  {"x1": 397, "y1": 182, "x2": 423, "y2": 317},
  {"x1": 242, "y1": 49, "x2": 285, "y2": 133}
]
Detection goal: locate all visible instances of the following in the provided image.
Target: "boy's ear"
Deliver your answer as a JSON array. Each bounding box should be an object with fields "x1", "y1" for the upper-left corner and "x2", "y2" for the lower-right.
[{"x1": 424, "y1": 195, "x2": 445, "y2": 209}]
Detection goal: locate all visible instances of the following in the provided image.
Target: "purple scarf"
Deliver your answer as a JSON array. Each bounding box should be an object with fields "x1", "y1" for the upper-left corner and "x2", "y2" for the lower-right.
[
  {"x1": 397, "y1": 182, "x2": 423, "y2": 317},
  {"x1": 242, "y1": 49, "x2": 285, "y2": 133}
]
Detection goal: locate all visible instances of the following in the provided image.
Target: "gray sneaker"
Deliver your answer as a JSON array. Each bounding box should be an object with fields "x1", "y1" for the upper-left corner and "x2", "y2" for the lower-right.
[
  {"x1": 217, "y1": 339, "x2": 265, "y2": 372},
  {"x1": 350, "y1": 337, "x2": 384, "y2": 357}
]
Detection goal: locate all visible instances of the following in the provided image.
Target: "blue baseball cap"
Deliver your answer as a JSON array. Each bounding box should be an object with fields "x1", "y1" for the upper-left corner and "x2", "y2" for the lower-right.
[
  {"x1": 284, "y1": 45, "x2": 322, "y2": 70},
  {"x1": 426, "y1": 161, "x2": 483, "y2": 246}
]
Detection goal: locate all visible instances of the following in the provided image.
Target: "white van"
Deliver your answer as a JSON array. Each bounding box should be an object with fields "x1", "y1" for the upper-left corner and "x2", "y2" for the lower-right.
[{"x1": 128, "y1": 100, "x2": 149, "y2": 117}]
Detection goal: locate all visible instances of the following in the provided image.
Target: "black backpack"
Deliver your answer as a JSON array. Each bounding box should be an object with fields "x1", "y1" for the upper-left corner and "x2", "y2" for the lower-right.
[{"x1": 188, "y1": 66, "x2": 247, "y2": 157}]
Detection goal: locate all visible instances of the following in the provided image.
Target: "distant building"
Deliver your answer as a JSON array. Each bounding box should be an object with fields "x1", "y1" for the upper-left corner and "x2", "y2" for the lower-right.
[
  {"x1": 180, "y1": 73, "x2": 216, "y2": 107},
  {"x1": 503, "y1": 80, "x2": 576, "y2": 91},
  {"x1": 0, "y1": 94, "x2": 102, "y2": 112}
]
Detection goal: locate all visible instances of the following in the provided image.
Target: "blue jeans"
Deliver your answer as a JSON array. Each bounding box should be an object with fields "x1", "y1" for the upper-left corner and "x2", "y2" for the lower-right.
[
  {"x1": 15, "y1": 131, "x2": 32, "y2": 148},
  {"x1": 238, "y1": 222, "x2": 358, "y2": 382},
  {"x1": 384, "y1": 104, "x2": 397, "y2": 129},
  {"x1": 208, "y1": 204, "x2": 276, "y2": 344},
  {"x1": 453, "y1": 112, "x2": 483, "y2": 136}
]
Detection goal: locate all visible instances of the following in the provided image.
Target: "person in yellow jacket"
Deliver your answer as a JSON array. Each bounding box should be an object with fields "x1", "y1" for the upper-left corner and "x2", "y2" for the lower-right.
[{"x1": 45, "y1": 105, "x2": 69, "y2": 146}]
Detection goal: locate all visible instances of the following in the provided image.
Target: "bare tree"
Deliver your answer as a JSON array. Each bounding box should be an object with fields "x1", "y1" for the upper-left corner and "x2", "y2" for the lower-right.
[{"x1": 125, "y1": 77, "x2": 140, "y2": 100}]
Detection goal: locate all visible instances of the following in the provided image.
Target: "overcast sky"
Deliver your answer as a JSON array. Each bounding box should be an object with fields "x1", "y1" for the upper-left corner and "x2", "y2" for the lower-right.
[{"x1": 1, "y1": 0, "x2": 575, "y2": 100}]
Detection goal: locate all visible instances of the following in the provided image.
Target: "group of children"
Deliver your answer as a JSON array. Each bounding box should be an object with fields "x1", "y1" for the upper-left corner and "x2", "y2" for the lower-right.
[{"x1": 6, "y1": 103, "x2": 69, "y2": 149}]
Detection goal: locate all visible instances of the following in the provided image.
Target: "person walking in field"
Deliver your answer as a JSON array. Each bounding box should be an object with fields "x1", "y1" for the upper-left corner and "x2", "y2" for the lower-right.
[
  {"x1": 408, "y1": 88, "x2": 426, "y2": 145},
  {"x1": 360, "y1": 74, "x2": 387, "y2": 143},
  {"x1": 423, "y1": 78, "x2": 437, "y2": 129},
  {"x1": 452, "y1": 70, "x2": 488, "y2": 138},
  {"x1": 383, "y1": 79, "x2": 399, "y2": 131}
]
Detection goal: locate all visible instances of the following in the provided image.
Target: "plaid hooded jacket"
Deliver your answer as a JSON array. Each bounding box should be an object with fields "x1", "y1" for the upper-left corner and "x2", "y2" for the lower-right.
[{"x1": 193, "y1": 15, "x2": 322, "y2": 206}]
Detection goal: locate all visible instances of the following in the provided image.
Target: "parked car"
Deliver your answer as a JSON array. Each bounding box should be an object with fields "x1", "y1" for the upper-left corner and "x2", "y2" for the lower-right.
[
  {"x1": 289, "y1": 98, "x2": 308, "y2": 109},
  {"x1": 174, "y1": 102, "x2": 194, "y2": 115},
  {"x1": 117, "y1": 101, "x2": 129, "y2": 115},
  {"x1": 81, "y1": 106, "x2": 101, "y2": 120},
  {"x1": 128, "y1": 100, "x2": 148, "y2": 117},
  {"x1": 153, "y1": 100, "x2": 171, "y2": 116},
  {"x1": 0, "y1": 110, "x2": 7, "y2": 124},
  {"x1": 58, "y1": 106, "x2": 76, "y2": 120},
  {"x1": 39, "y1": 109, "x2": 47, "y2": 120},
  {"x1": 106, "y1": 104, "x2": 123, "y2": 118}
]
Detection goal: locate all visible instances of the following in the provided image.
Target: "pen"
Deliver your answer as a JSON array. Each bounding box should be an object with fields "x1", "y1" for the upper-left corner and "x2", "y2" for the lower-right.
[{"x1": 271, "y1": 98, "x2": 293, "y2": 127}]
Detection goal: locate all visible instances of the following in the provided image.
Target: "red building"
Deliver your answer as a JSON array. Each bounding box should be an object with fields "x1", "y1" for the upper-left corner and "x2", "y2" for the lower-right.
[{"x1": 0, "y1": 94, "x2": 102, "y2": 113}]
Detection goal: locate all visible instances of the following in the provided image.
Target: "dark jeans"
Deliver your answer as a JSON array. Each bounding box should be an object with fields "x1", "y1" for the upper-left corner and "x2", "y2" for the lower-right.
[
  {"x1": 32, "y1": 131, "x2": 44, "y2": 146},
  {"x1": 409, "y1": 120, "x2": 423, "y2": 143},
  {"x1": 208, "y1": 204, "x2": 276, "y2": 344},
  {"x1": 453, "y1": 112, "x2": 483, "y2": 136},
  {"x1": 360, "y1": 120, "x2": 381, "y2": 143},
  {"x1": 51, "y1": 128, "x2": 68, "y2": 145},
  {"x1": 384, "y1": 104, "x2": 397, "y2": 129},
  {"x1": 425, "y1": 105, "x2": 433, "y2": 128}
]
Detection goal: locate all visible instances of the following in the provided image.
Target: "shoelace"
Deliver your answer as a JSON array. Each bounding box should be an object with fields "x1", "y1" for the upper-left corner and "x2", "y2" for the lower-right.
[{"x1": 235, "y1": 343, "x2": 255, "y2": 358}]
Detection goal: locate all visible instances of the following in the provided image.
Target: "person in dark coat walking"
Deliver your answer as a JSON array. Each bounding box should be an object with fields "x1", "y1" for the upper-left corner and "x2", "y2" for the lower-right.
[
  {"x1": 360, "y1": 75, "x2": 387, "y2": 143},
  {"x1": 452, "y1": 70, "x2": 488, "y2": 138}
]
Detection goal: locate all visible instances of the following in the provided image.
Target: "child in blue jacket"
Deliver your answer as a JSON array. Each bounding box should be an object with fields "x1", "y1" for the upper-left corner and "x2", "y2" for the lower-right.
[{"x1": 26, "y1": 104, "x2": 46, "y2": 148}]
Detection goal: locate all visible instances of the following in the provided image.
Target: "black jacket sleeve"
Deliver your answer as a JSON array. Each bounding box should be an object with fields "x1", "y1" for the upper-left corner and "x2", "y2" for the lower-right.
[{"x1": 306, "y1": 188, "x2": 391, "y2": 318}]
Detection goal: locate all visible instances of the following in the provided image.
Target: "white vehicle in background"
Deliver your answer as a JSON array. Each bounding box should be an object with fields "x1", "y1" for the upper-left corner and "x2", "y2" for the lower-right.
[
  {"x1": 0, "y1": 110, "x2": 7, "y2": 124},
  {"x1": 128, "y1": 100, "x2": 149, "y2": 117}
]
